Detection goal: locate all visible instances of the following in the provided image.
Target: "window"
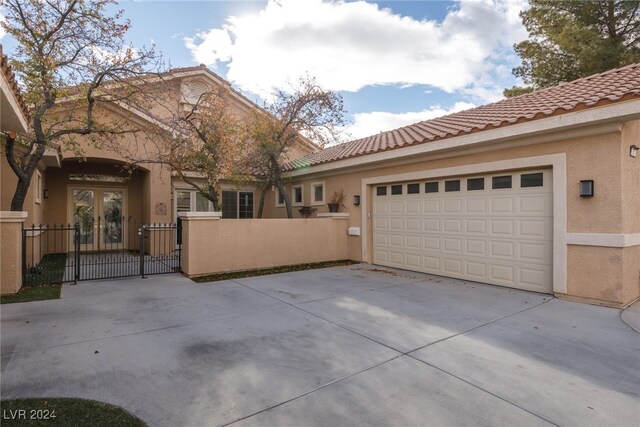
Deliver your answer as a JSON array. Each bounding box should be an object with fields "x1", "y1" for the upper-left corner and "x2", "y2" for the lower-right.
[
  {"x1": 239, "y1": 192, "x2": 254, "y2": 218},
  {"x1": 467, "y1": 178, "x2": 484, "y2": 191},
  {"x1": 311, "y1": 181, "x2": 325, "y2": 205},
  {"x1": 425, "y1": 182, "x2": 439, "y2": 193},
  {"x1": 292, "y1": 185, "x2": 303, "y2": 206},
  {"x1": 276, "y1": 188, "x2": 285, "y2": 207},
  {"x1": 407, "y1": 183, "x2": 420, "y2": 194},
  {"x1": 376, "y1": 186, "x2": 387, "y2": 196},
  {"x1": 175, "y1": 189, "x2": 214, "y2": 218},
  {"x1": 492, "y1": 175, "x2": 512, "y2": 189},
  {"x1": 222, "y1": 191, "x2": 238, "y2": 219},
  {"x1": 223, "y1": 190, "x2": 254, "y2": 218},
  {"x1": 391, "y1": 185, "x2": 403, "y2": 195},
  {"x1": 35, "y1": 171, "x2": 42, "y2": 204},
  {"x1": 521, "y1": 172, "x2": 543, "y2": 188},
  {"x1": 445, "y1": 180, "x2": 460, "y2": 192}
]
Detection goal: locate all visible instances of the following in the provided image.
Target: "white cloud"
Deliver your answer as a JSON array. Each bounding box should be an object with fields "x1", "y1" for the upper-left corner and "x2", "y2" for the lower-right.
[
  {"x1": 0, "y1": 12, "x2": 6, "y2": 40},
  {"x1": 340, "y1": 101, "x2": 475, "y2": 142},
  {"x1": 185, "y1": 0, "x2": 528, "y2": 101}
]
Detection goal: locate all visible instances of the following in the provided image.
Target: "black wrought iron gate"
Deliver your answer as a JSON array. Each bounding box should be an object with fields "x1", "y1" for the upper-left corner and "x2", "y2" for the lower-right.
[{"x1": 22, "y1": 219, "x2": 182, "y2": 285}]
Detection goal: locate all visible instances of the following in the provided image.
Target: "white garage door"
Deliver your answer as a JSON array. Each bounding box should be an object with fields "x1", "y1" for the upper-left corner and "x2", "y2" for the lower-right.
[{"x1": 373, "y1": 169, "x2": 553, "y2": 293}]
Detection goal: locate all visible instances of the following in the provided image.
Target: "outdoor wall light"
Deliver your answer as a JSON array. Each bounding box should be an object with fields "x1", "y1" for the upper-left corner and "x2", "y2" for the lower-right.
[
  {"x1": 580, "y1": 180, "x2": 594, "y2": 197},
  {"x1": 353, "y1": 195, "x2": 361, "y2": 206},
  {"x1": 43, "y1": 189, "x2": 49, "y2": 199},
  {"x1": 630, "y1": 145, "x2": 639, "y2": 158}
]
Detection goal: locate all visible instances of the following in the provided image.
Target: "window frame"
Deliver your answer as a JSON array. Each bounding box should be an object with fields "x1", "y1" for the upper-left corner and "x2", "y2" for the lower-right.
[
  {"x1": 310, "y1": 181, "x2": 325, "y2": 206},
  {"x1": 291, "y1": 184, "x2": 304, "y2": 206},
  {"x1": 35, "y1": 170, "x2": 42, "y2": 204}
]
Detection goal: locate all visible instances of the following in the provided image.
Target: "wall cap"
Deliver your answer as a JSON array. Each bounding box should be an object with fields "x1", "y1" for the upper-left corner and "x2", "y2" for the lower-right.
[
  {"x1": 0, "y1": 211, "x2": 28, "y2": 223},
  {"x1": 317, "y1": 213, "x2": 349, "y2": 219},
  {"x1": 179, "y1": 211, "x2": 222, "y2": 220}
]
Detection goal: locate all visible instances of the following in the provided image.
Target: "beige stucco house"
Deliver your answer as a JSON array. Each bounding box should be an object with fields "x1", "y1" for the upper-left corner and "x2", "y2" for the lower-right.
[
  {"x1": 2, "y1": 46, "x2": 639, "y2": 308},
  {"x1": 1, "y1": 62, "x2": 316, "y2": 252},
  {"x1": 262, "y1": 64, "x2": 640, "y2": 308}
]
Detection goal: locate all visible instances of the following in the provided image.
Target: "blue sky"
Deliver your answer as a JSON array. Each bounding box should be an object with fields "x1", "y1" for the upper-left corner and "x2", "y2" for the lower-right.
[{"x1": 1, "y1": 0, "x2": 529, "y2": 141}]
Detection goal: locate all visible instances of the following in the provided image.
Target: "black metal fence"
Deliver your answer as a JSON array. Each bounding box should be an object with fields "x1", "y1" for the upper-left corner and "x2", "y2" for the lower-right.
[{"x1": 22, "y1": 218, "x2": 182, "y2": 285}]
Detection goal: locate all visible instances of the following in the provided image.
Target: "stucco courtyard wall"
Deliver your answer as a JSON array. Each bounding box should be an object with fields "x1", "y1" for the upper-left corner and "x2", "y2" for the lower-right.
[
  {"x1": 181, "y1": 214, "x2": 349, "y2": 277},
  {"x1": 0, "y1": 211, "x2": 27, "y2": 295}
]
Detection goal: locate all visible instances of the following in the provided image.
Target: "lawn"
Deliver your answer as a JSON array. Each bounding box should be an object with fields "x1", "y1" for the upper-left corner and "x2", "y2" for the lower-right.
[
  {"x1": 1, "y1": 284, "x2": 61, "y2": 304},
  {"x1": 23, "y1": 253, "x2": 68, "y2": 286},
  {"x1": 0, "y1": 398, "x2": 146, "y2": 426},
  {"x1": 192, "y1": 259, "x2": 359, "y2": 283}
]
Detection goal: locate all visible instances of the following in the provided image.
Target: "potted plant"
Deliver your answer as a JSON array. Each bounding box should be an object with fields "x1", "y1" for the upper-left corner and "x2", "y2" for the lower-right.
[
  {"x1": 298, "y1": 206, "x2": 317, "y2": 218},
  {"x1": 328, "y1": 189, "x2": 346, "y2": 213}
]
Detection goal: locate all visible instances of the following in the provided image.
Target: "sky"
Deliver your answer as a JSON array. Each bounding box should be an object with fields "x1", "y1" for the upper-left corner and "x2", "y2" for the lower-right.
[{"x1": 0, "y1": 0, "x2": 530, "y2": 143}]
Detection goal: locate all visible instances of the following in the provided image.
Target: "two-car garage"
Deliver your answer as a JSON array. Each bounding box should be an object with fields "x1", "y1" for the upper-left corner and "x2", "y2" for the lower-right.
[{"x1": 372, "y1": 169, "x2": 553, "y2": 293}]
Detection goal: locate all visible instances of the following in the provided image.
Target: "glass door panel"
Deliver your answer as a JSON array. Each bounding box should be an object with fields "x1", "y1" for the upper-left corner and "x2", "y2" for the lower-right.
[
  {"x1": 73, "y1": 189, "x2": 95, "y2": 249},
  {"x1": 102, "y1": 190, "x2": 124, "y2": 249},
  {"x1": 239, "y1": 192, "x2": 254, "y2": 218}
]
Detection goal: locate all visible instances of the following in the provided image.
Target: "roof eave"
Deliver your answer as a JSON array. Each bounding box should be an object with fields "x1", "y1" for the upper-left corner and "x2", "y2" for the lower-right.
[{"x1": 286, "y1": 98, "x2": 640, "y2": 178}]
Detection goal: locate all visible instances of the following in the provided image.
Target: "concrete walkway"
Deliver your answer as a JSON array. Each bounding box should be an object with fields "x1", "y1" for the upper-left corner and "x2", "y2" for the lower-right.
[{"x1": 1, "y1": 265, "x2": 638, "y2": 426}]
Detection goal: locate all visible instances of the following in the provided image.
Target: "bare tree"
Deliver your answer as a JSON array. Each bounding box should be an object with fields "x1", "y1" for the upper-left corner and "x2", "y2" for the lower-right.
[
  {"x1": 167, "y1": 87, "x2": 251, "y2": 210},
  {"x1": 1, "y1": 0, "x2": 163, "y2": 210},
  {"x1": 249, "y1": 77, "x2": 345, "y2": 218}
]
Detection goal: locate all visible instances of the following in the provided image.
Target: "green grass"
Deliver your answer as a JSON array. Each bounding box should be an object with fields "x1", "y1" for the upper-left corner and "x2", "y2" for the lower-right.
[
  {"x1": 0, "y1": 398, "x2": 146, "y2": 426},
  {"x1": 1, "y1": 284, "x2": 61, "y2": 304},
  {"x1": 192, "y1": 259, "x2": 359, "y2": 283},
  {"x1": 23, "y1": 253, "x2": 67, "y2": 286}
]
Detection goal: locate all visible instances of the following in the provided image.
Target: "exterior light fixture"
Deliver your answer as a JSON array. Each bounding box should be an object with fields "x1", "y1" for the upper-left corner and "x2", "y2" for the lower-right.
[
  {"x1": 630, "y1": 145, "x2": 639, "y2": 158},
  {"x1": 43, "y1": 189, "x2": 49, "y2": 199},
  {"x1": 580, "y1": 180, "x2": 594, "y2": 197},
  {"x1": 353, "y1": 195, "x2": 361, "y2": 206}
]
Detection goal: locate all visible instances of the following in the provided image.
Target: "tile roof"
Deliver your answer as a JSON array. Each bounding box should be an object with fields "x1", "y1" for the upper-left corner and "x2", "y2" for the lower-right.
[
  {"x1": 284, "y1": 63, "x2": 640, "y2": 171},
  {"x1": 0, "y1": 44, "x2": 30, "y2": 122}
]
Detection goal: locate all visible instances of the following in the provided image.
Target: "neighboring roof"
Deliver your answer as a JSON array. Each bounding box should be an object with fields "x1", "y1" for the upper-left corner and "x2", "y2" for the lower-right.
[
  {"x1": 285, "y1": 63, "x2": 640, "y2": 171},
  {"x1": 0, "y1": 44, "x2": 30, "y2": 131}
]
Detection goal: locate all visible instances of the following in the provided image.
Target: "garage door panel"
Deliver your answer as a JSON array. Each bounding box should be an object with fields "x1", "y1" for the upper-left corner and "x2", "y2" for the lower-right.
[
  {"x1": 444, "y1": 199, "x2": 462, "y2": 213},
  {"x1": 375, "y1": 201, "x2": 389, "y2": 214},
  {"x1": 443, "y1": 219, "x2": 462, "y2": 233},
  {"x1": 375, "y1": 233, "x2": 388, "y2": 245},
  {"x1": 406, "y1": 218, "x2": 421, "y2": 231},
  {"x1": 490, "y1": 219, "x2": 514, "y2": 236},
  {"x1": 466, "y1": 239, "x2": 487, "y2": 256},
  {"x1": 424, "y1": 200, "x2": 440, "y2": 213},
  {"x1": 424, "y1": 219, "x2": 440, "y2": 232},
  {"x1": 424, "y1": 236, "x2": 440, "y2": 250},
  {"x1": 406, "y1": 253, "x2": 422, "y2": 269},
  {"x1": 490, "y1": 241, "x2": 515, "y2": 259},
  {"x1": 372, "y1": 169, "x2": 553, "y2": 293},
  {"x1": 490, "y1": 197, "x2": 514, "y2": 214},
  {"x1": 466, "y1": 219, "x2": 486, "y2": 234},
  {"x1": 444, "y1": 258, "x2": 462, "y2": 274},
  {"x1": 389, "y1": 234, "x2": 404, "y2": 247},
  {"x1": 443, "y1": 238, "x2": 462, "y2": 254},
  {"x1": 466, "y1": 261, "x2": 487, "y2": 279},
  {"x1": 466, "y1": 198, "x2": 486, "y2": 213}
]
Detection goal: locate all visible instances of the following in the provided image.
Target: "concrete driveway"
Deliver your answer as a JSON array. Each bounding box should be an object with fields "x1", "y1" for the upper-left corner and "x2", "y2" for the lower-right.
[{"x1": 1, "y1": 265, "x2": 638, "y2": 426}]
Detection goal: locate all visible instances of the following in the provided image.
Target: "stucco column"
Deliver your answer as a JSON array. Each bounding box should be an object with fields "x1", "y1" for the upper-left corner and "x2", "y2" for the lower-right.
[
  {"x1": 179, "y1": 212, "x2": 222, "y2": 277},
  {"x1": 0, "y1": 211, "x2": 27, "y2": 295}
]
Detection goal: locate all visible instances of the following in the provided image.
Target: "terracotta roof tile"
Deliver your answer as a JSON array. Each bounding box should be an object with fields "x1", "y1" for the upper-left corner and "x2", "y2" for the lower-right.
[
  {"x1": 285, "y1": 63, "x2": 640, "y2": 171},
  {"x1": 1, "y1": 45, "x2": 30, "y2": 122}
]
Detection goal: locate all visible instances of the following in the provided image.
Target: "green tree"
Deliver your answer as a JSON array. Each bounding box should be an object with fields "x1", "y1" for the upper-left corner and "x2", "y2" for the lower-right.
[
  {"x1": 1, "y1": 0, "x2": 161, "y2": 210},
  {"x1": 505, "y1": 0, "x2": 640, "y2": 97}
]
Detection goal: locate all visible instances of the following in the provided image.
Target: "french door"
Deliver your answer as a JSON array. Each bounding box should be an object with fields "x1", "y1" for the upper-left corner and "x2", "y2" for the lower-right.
[{"x1": 70, "y1": 187, "x2": 126, "y2": 251}]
